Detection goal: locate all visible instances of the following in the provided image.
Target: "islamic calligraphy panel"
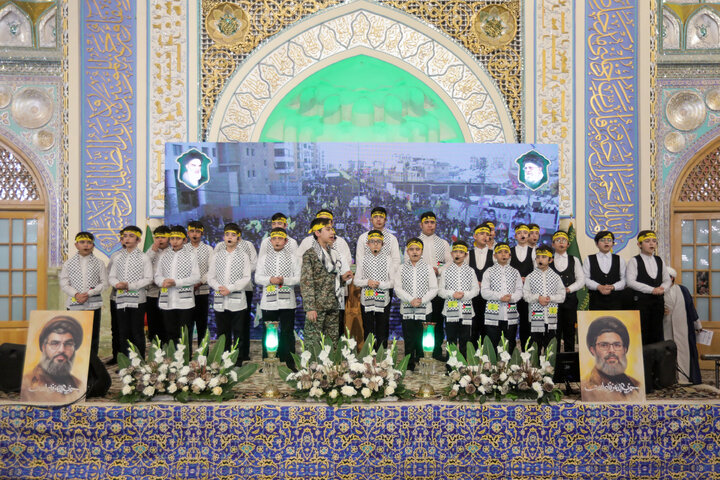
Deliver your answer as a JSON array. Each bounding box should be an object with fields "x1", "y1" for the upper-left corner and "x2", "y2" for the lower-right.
[
  {"x1": 585, "y1": 0, "x2": 639, "y2": 252},
  {"x1": 81, "y1": 1, "x2": 136, "y2": 256}
]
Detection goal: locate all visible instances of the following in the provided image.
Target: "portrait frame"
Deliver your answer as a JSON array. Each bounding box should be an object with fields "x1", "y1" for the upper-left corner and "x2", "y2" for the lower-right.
[
  {"x1": 578, "y1": 310, "x2": 646, "y2": 403},
  {"x1": 20, "y1": 310, "x2": 94, "y2": 405},
  {"x1": 175, "y1": 148, "x2": 212, "y2": 190}
]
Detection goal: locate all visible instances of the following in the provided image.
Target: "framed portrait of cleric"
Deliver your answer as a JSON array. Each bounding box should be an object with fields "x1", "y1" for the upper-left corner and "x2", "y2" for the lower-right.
[
  {"x1": 578, "y1": 311, "x2": 646, "y2": 403},
  {"x1": 20, "y1": 310, "x2": 94, "y2": 405}
]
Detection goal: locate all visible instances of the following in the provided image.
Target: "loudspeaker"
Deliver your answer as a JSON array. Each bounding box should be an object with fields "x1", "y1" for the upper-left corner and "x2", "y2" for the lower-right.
[
  {"x1": 86, "y1": 354, "x2": 111, "y2": 398},
  {"x1": 643, "y1": 340, "x2": 677, "y2": 393},
  {"x1": 0, "y1": 343, "x2": 25, "y2": 393}
]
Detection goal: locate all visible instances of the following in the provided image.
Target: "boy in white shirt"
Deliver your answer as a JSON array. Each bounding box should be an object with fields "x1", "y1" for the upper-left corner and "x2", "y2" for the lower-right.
[
  {"x1": 108, "y1": 225, "x2": 153, "y2": 358},
  {"x1": 60, "y1": 231, "x2": 108, "y2": 356},
  {"x1": 439, "y1": 240, "x2": 479, "y2": 358},
  {"x1": 481, "y1": 243, "x2": 524, "y2": 353},
  {"x1": 550, "y1": 230, "x2": 585, "y2": 352},
  {"x1": 394, "y1": 237, "x2": 438, "y2": 371},
  {"x1": 145, "y1": 225, "x2": 170, "y2": 343},
  {"x1": 208, "y1": 223, "x2": 252, "y2": 361},
  {"x1": 354, "y1": 230, "x2": 394, "y2": 348},
  {"x1": 154, "y1": 225, "x2": 200, "y2": 345},
  {"x1": 187, "y1": 220, "x2": 213, "y2": 348},
  {"x1": 255, "y1": 227, "x2": 301, "y2": 368},
  {"x1": 523, "y1": 245, "x2": 566, "y2": 352}
]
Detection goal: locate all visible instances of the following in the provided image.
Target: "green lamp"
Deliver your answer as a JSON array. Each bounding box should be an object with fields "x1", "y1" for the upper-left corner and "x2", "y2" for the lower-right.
[
  {"x1": 262, "y1": 320, "x2": 281, "y2": 399},
  {"x1": 417, "y1": 321, "x2": 436, "y2": 398}
]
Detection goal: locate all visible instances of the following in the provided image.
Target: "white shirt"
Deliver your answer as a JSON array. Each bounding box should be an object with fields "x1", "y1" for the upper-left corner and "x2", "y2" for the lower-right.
[
  {"x1": 417, "y1": 233, "x2": 452, "y2": 274},
  {"x1": 481, "y1": 264, "x2": 524, "y2": 320},
  {"x1": 108, "y1": 248, "x2": 154, "y2": 308},
  {"x1": 523, "y1": 268, "x2": 566, "y2": 304},
  {"x1": 153, "y1": 248, "x2": 201, "y2": 310},
  {"x1": 553, "y1": 253, "x2": 586, "y2": 293},
  {"x1": 513, "y1": 244, "x2": 530, "y2": 262},
  {"x1": 464, "y1": 244, "x2": 490, "y2": 271},
  {"x1": 257, "y1": 236, "x2": 298, "y2": 260},
  {"x1": 626, "y1": 253, "x2": 672, "y2": 294},
  {"x1": 188, "y1": 242, "x2": 213, "y2": 295},
  {"x1": 208, "y1": 247, "x2": 252, "y2": 312},
  {"x1": 255, "y1": 249, "x2": 301, "y2": 310},
  {"x1": 214, "y1": 240, "x2": 257, "y2": 292},
  {"x1": 583, "y1": 252, "x2": 626, "y2": 291},
  {"x1": 59, "y1": 254, "x2": 109, "y2": 310},
  {"x1": 356, "y1": 229, "x2": 401, "y2": 271},
  {"x1": 438, "y1": 263, "x2": 480, "y2": 318},
  {"x1": 393, "y1": 261, "x2": 438, "y2": 316},
  {"x1": 146, "y1": 247, "x2": 169, "y2": 297}
]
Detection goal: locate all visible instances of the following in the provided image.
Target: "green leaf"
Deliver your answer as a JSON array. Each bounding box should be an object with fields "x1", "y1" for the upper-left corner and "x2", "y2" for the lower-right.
[
  {"x1": 530, "y1": 342, "x2": 540, "y2": 367},
  {"x1": 174, "y1": 390, "x2": 189, "y2": 403},
  {"x1": 376, "y1": 345, "x2": 385, "y2": 364},
  {"x1": 509, "y1": 345, "x2": 522, "y2": 367},
  {"x1": 234, "y1": 363, "x2": 258, "y2": 382},
  {"x1": 165, "y1": 340, "x2": 176, "y2": 362},
  {"x1": 358, "y1": 333, "x2": 372, "y2": 360},
  {"x1": 397, "y1": 354, "x2": 410, "y2": 376},
  {"x1": 277, "y1": 365, "x2": 294, "y2": 383},
  {"x1": 546, "y1": 338, "x2": 558, "y2": 368},
  {"x1": 466, "y1": 343, "x2": 477, "y2": 366},
  {"x1": 208, "y1": 335, "x2": 226, "y2": 366},
  {"x1": 117, "y1": 353, "x2": 130, "y2": 370},
  {"x1": 290, "y1": 352, "x2": 303, "y2": 370},
  {"x1": 482, "y1": 336, "x2": 497, "y2": 364}
]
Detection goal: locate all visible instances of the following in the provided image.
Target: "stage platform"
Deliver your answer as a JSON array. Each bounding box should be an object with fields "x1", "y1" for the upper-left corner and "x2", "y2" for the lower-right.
[{"x1": 1, "y1": 399, "x2": 719, "y2": 479}]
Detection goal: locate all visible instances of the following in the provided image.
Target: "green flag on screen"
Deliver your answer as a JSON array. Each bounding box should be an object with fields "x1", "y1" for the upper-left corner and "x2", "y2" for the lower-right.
[
  {"x1": 567, "y1": 223, "x2": 588, "y2": 310},
  {"x1": 143, "y1": 225, "x2": 154, "y2": 252}
]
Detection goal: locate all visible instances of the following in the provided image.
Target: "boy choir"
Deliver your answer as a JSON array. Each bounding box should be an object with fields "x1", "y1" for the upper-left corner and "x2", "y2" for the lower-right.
[{"x1": 63, "y1": 207, "x2": 672, "y2": 368}]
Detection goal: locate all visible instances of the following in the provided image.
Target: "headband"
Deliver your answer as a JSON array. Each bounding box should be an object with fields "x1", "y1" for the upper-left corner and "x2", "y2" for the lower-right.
[
  {"x1": 515, "y1": 225, "x2": 529, "y2": 233},
  {"x1": 270, "y1": 230, "x2": 287, "y2": 239},
  {"x1": 421, "y1": 214, "x2": 436, "y2": 222},
  {"x1": 224, "y1": 229, "x2": 240, "y2": 235},
  {"x1": 154, "y1": 232, "x2": 169, "y2": 238},
  {"x1": 535, "y1": 248, "x2": 553, "y2": 258},
  {"x1": 371, "y1": 211, "x2": 386, "y2": 218},
  {"x1": 494, "y1": 244, "x2": 511, "y2": 254},
  {"x1": 169, "y1": 232, "x2": 186, "y2": 239},
  {"x1": 486, "y1": 222, "x2": 495, "y2": 228},
  {"x1": 529, "y1": 226, "x2": 540, "y2": 232},
  {"x1": 75, "y1": 234, "x2": 93, "y2": 242},
  {"x1": 121, "y1": 230, "x2": 142, "y2": 238},
  {"x1": 368, "y1": 232, "x2": 384, "y2": 241},
  {"x1": 273, "y1": 216, "x2": 287, "y2": 224},
  {"x1": 406, "y1": 240, "x2": 423, "y2": 249},
  {"x1": 316, "y1": 212, "x2": 333, "y2": 220},
  {"x1": 187, "y1": 226, "x2": 204, "y2": 232},
  {"x1": 452, "y1": 244, "x2": 468, "y2": 253},
  {"x1": 474, "y1": 226, "x2": 490, "y2": 235},
  {"x1": 553, "y1": 232, "x2": 569, "y2": 241},
  {"x1": 638, "y1": 232, "x2": 657, "y2": 242},
  {"x1": 309, "y1": 223, "x2": 325, "y2": 233}
]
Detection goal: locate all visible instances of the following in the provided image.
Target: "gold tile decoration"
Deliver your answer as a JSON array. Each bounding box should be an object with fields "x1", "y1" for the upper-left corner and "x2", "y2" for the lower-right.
[
  {"x1": 206, "y1": 2, "x2": 250, "y2": 46},
  {"x1": 472, "y1": 4, "x2": 517, "y2": 49},
  {"x1": 200, "y1": 0, "x2": 522, "y2": 139}
]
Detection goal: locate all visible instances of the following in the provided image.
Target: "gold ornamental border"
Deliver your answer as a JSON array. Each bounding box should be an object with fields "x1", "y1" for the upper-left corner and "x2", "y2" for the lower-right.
[{"x1": 200, "y1": 0, "x2": 522, "y2": 139}]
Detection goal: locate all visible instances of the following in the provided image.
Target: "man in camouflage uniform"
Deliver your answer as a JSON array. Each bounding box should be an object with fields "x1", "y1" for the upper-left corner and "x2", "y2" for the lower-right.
[{"x1": 300, "y1": 218, "x2": 350, "y2": 348}]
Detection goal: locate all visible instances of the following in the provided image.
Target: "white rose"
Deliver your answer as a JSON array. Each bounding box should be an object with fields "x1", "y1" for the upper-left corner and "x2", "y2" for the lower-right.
[
  {"x1": 384, "y1": 385, "x2": 395, "y2": 396},
  {"x1": 500, "y1": 351, "x2": 511, "y2": 362},
  {"x1": 122, "y1": 375, "x2": 132, "y2": 385},
  {"x1": 208, "y1": 377, "x2": 219, "y2": 388},
  {"x1": 361, "y1": 387, "x2": 372, "y2": 398},
  {"x1": 300, "y1": 351, "x2": 312, "y2": 367},
  {"x1": 180, "y1": 366, "x2": 190, "y2": 376},
  {"x1": 350, "y1": 362, "x2": 365, "y2": 373},
  {"x1": 499, "y1": 373, "x2": 508, "y2": 382},
  {"x1": 309, "y1": 386, "x2": 323, "y2": 398},
  {"x1": 459, "y1": 376, "x2": 470, "y2": 388},
  {"x1": 329, "y1": 389, "x2": 338, "y2": 399},
  {"x1": 212, "y1": 386, "x2": 223, "y2": 396},
  {"x1": 223, "y1": 358, "x2": 234, "y2": 369},
  {"x1": 520, "y1": 351, "x2": 531, "y2": 363},
  {"x1": 197, "y1": 355, "x2": 207, "y2": 366},
  {"x1": 142, "y1": 386, "x2": 155, "y2": 397},
  {"x1": 178, "y1": 376, "x2": 188, "y2": 385},
  {"x1": 363, "y1": 355, "x2": 373, "y2": 364},
  {"x1": 340, "y1": 385, "x2": 357, "y2": 397},
  {"x1": 229, "y1": 370, "x2": 238, "y2": 382},
  {"x1": 346, "y1": 338, "x2": 357, "y2": 350},
  {"x1": 131, "y1": 357, "x2": 141, "y2": 367},
  {"x1": 142, "y1": 374, "x2": 151, "y2": 383},
  {"x1": 167, "y1": 383, "x2": 178, "y2": 394},
  {"x1": 532, "y1": 381, "x2": 543, "y2": 398},
  {"x1": 192, "y1": 378, "x2": 206, "y2": 390},
  {"x1": 121, "y1": 385, "x2": 133, "y2": 395}
]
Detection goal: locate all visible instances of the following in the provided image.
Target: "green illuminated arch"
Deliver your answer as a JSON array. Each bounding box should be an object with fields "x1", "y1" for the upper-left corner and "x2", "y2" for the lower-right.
[{"x1": 259, "y1": 55, "x2": 464, "y2": 143}]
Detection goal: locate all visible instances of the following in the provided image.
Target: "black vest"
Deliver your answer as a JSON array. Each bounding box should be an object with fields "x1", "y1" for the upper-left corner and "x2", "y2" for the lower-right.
[
  {"x1": 510, "y1": 245, "x2": 534, "y2": 277},
  {"x1": 587, "y1": 253, "x2": 624, "y2": 310},
  {"x1": 631, "y1": 255, "x2": 664, "y2": 307},
  {"x1": 550, "y1": 255, "x2": 578, "y2": 308},
  {"x1": 469, "y1": 247, "x2": 494, "y2": 283}
]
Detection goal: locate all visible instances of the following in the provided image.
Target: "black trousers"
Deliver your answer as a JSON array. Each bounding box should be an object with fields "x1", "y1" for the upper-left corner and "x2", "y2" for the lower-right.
[
  {"x1": 430, "y1": 296, "x2": 446, "y2": 360},
  {"x1": 70, "y1": 308, "x2": 102, "y2": 357},
  {"x1": 238, "y1": 291, "x2": 254, "y2": 361},
  {"x1": 215, "y1": 308, "x2": 248, "y2": 365},
  {"x1": 162, "y1": 308, "x2": 193, "y2": 346},
  {"x1": 261, "y1": 308, "x2": 296, "y2": 367},
  {"x1": 110, "y1": 299, "x2": 120, "y2": 360},
  {"x1": 517, "y1": 300, "x2": 529, "y2": 351},
  {"x1": 117, "y1": 305, "x2": 146, "y2": 359},
  {"x1": 361, "y1": 304, "x2": 391, "y2": 349},
  {"x1": 145, "y1": 296, "x2": 164, "y2": 344},
  {"x1": 531, "y1": 326, "x2": 556, "y2": 354},
  {"x1": 445, "y1": 320, "x2": 472, "y2": 359},
  {"x1": 402, "y1": 315, "x2": 428, "y2": 368},
  {"x1": 485, "y1": 321, "x2": 518, "y2": 354},
  {"x1": 556, "y1": 305, "x2": 577, "y2": 352},
  {"x1": 338, "y1": 308, "x2": 346, "y2": 339},
  {"x1": 470, "y1": 296, "x2": 486, "y2": 347},
  {"x1": 635, "y1": 294, "x2": 665, "y2": 345},
  {"x1": 191, "y1": 293, "x2": 209, "y2": 346}
]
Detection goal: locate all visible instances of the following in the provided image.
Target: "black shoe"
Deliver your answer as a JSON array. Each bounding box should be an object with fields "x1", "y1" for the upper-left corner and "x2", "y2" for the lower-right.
[{"x1": 105, "y1": 358, "x2": 117, "y2": 366}]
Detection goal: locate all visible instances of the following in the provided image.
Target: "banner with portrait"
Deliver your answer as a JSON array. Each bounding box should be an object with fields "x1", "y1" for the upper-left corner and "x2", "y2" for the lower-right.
[
  {"x1": 578, "y1": 311, "x2": 646, "y2": 403},
  {"x1": 20, "y1": 310, "x2": 94, "y2": 405}
]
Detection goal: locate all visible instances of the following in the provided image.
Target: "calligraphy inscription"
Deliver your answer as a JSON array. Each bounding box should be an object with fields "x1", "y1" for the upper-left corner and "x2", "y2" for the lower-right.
[
  {"x1": 148, "y1": 0, "x2": 186, "y2": 218},
  {"x1": 585, "y1": 0, "x2": 639, "y2": 251},
  {"x1": 82, "y1": 1, "x2": 137, "y2": 255},
  {"x1": 537, "y1": 0, "x2": 572, "y2": 216}
]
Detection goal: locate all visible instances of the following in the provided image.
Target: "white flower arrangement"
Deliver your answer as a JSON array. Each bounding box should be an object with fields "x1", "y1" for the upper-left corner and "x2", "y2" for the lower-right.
[
  {"x1": 277, "y1": 333, "x2": 411, "y2": 406},
  {"x1": 445, "y1": 335, "x2": 563, "y2": 404},
  {"x1": 117, "y1": 327, "x2": 257, "y2": 403}
]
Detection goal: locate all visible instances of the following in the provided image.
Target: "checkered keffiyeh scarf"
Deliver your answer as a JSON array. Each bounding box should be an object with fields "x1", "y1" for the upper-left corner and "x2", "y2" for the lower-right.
[
  {"x1": 263, "y1": 246, "x2": 293, "y2": 277},
  {"x1": 527, "y1": 269, "x2": 562, "y2": 313},
  {"x1": 114, "y1": 249, "x2": 146, "y2": 284},
  {"x1": 362, "y1": 251, "x2": 390, "y2": 283},
  {"x1": 66, "y1": 254, "x2": 103, "y2": 307},
  {"x1": 485, "y1": 264, "x2": 521, "y2": 295},
  {"x1": 444, "y1": 263, "x2": 474, "y2": 293},
  {"x1": 215, "y1": 247, "x2": 247, "y2": 285},
  {"x1": 400, "y1": 259, "x2": 430, "y2": 298},
  {"x1": 159, "y1": 247, "x2": 195, "y2": 289}
]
